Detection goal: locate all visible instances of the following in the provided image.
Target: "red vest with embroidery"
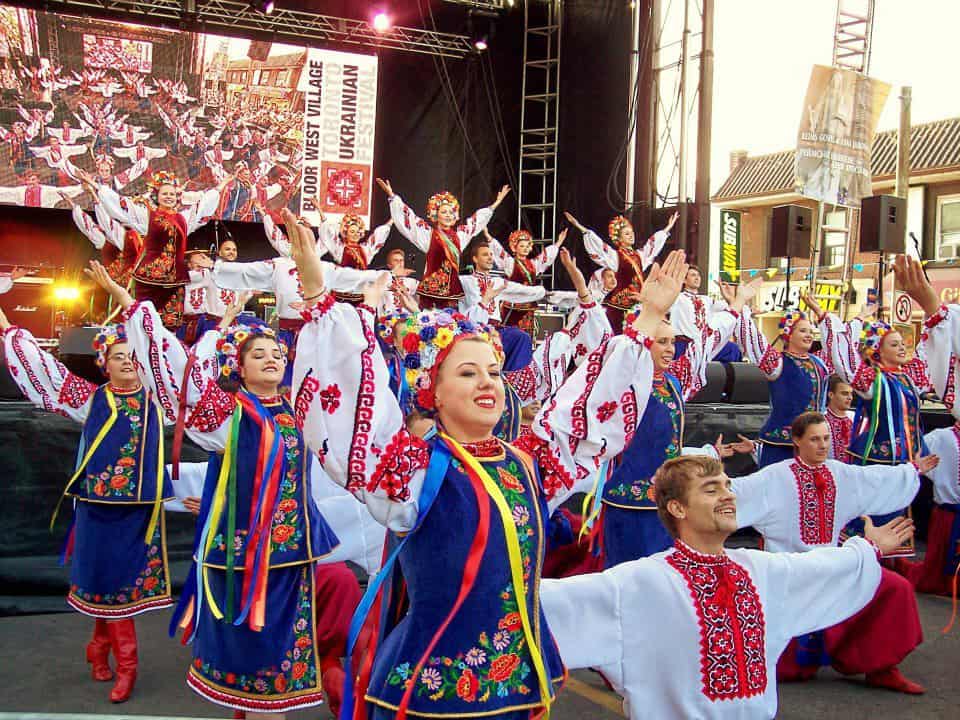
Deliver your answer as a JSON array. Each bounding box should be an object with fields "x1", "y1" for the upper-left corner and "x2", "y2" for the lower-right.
[
  {"x1": 826, "y1": 410, "x2": 852, "y2": 462},
  {"x1": 339, "y1": 242, "x2": 368, "y2": 270},
  {"x1": 666, "y1": 542, "x2": 767, "y2": 702},
  {"x1": 504, "y1": 257, "x2": 539, "y2": 313},
  {"x1": 790, "y1": 460, "x2": 837, "y2": 545},
  {"x1": 604, "y1": 245, "x2": 646, "y2": 310},
  {"x1": 134, "y1": 209, "x2": 189, "y2": 287},
  {"x1": 419, "y1": 227, "x2": 464, "y2": 301}
]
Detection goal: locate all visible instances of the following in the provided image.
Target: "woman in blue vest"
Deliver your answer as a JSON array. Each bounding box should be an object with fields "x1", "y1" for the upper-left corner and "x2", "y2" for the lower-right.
[
  {"x1": 87, "y1": 258, "x2": 340, "y2": 717},
  {"x1": 0, "y1": 313, "x2": 172, "y2": 704},
  {"x1": 287, "y1": 209, "x2": 689, "y2": 720}
]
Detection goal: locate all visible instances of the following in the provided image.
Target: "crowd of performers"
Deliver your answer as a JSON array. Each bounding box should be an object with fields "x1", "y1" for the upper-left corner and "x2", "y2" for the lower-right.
[{"x1": 2, "y1": 169, "x2": 960, "y2": 720}]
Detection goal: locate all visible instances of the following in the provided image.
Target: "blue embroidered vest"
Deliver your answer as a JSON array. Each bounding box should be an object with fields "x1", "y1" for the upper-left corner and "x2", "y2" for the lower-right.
[
  {"x1": 760, "y1": 354, "x2": 827, "y2": 446},
  {"x1": 71, "y1": 385, "x2": 172, "y2": 504},
  {"x1": 197, "y1": 397, "x2": 339, "y2": 569},
  {"x1": 848, "y1": 370, "x2": 926, "y2": 464},
  {"x1": 367, "y1": 437, "x2": 565, "y2": 716},
  {"x1": 602, "y1": 373, "x2": 683, "y2": 510}
]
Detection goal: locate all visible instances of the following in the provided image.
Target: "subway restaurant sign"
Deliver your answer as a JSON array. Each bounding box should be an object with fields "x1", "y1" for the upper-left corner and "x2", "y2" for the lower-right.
[{"x1": 719, "y1": 210, "x2": 741, "y2": 282}]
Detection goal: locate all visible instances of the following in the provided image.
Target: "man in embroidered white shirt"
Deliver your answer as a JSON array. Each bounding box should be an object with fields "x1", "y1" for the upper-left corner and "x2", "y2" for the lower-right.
[
  {"x1": 732, "y1": 411, "x2": 936, "y2": 694},
  {"x1": 540, "y1": 454, "x2": 910, "y2": 719},
  {"x1": 825, "y1": 374, "x2": 854, "y2": 460}
]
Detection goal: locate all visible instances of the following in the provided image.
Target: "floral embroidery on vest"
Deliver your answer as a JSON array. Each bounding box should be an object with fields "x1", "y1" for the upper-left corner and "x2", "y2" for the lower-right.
[
  {"x1": 271, "y1": 412, "x2": 304, "y2": 552},
  {"x1": 791, "y1": 461, "x2": 837, "y2": 545},
  {"x1": 86, "y1": 392, "x2": 145, "y2": 498},
  {"x1": 667, "y1": 542, "x2": 767, "y2": 702}
]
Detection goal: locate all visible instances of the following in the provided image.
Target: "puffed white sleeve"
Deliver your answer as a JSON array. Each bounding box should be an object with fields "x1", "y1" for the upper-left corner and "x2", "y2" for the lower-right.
[
  {"x1": 212, "y1": 259, "x2": 277, "y2": 292},
  {"x1": 455, "y1": 206, "x2": 494, "y2": 248},
  {"x1": 498, "y1": 280, "x2": 546, "y2": 305},
  {"x1": 322, "y1": 263, "x2": 390, "y2": 295},
  {"x1": 919, "y1": 305, "x2": 959, "y2": 416},
  {"x1": 731, "y1": 465, "x2": 777, "y2": 530},
  {"x1": 292, "y1": 298, "x2": 427, "y2": 533},
  {"x1": 832, "y1": 460, "x2": 920, "y2": 518},
  {"x1": 583, "y1": 229, "x2": 618, "y2": 270},
  {"x1": 72, "y1": 205, "x2": 107, "y2": 250},
  {"x1": 530, "y1": 242, "x2": 561, "y2": 275},
  {"x1": 765, "y1": 537, "x2": 882, "y2": 640},
  {"x1": 485, "y1": 232, "x2": 516, "y2": 276},
  {"x1": 121, "y1": 300, "x2": 232, "y2": 451},
  {"x1": 362, "y1": 220, "x2": 393, "y2": 262},
  {"x1": 458, "y1": 275, "x2": 489, "y2": 324},
  {"x1": 0, "y1": 276, "x2": 11, "y2": 294},
  {"x1": 97, "y1": 184, "x2": 149, "y2": 235},
  {"x1": 735, "y1": 305, "x2": 783, "y2": 379},
  {"x1": 2, "y1": 325, "x2": 96, "y2": 423},
  {"x1": 181, "y1": 187, "x2": 220, "y2": 235},
  {"x1": 820, "y1": 313, "x2": 862, "y2": 381},
  {"x1": 318, "y1": 219, "x2": 343, "y2": 262},
  {"x1": 671, "y1": 309, "x2": 739, "y2": 400},
  {"x1": 388, "y1": 194, "x2": 433, "y2": 253},
  {"x1": 638, "y1": 229, "x2": 669, "y2": 270},
  {"x1": 522, "y1": 329, "x2": 654, "y2": 510},
  {"x1": 263, "y1": 213, "x2": 292, "y2": 258},
  {"x1": 93, "y1": 202, "x2": 127, "y2": 251}
]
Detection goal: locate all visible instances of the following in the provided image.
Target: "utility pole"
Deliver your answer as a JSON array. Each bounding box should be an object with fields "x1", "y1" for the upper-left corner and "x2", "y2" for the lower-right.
[
  {"x1": 694, "y1": 0, "x2": 714, "y2": 268},
  {"x1": 895, "y1": 86, "x2": 911, "y2": 201}
]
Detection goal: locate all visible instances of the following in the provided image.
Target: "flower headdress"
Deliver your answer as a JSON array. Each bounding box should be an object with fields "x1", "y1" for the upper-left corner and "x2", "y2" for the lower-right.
[
  {"x1": 426, "y1": 191, "x2": 460, "y2": 224},
  {"x1": 339, "y1": 212, "x2": 366, "y2": 239},
  {"x1": 146, "y1": 170, "x2": 181, "y2": 192},
  {"x1": 215, "y1": 324, "x2": 287, "y2": 384},
  {"x1": 388, "y1": 309, "x2": 503, "y2": 413},
  {"x1": 608, "y1": 215, "x2": 633, "y2": 244},
  {"x1": 508, "y1": 229, "x2": 533, "y2": 253},
  {"x1": 859, "y1": 320, "x2": 893, "y2": 365},
  {"x1": 92, "y1": 324, "x2": 127, "y2": 370},
  {"x1": 778, "y1": 310, "x2": 808, "y2": 341}
]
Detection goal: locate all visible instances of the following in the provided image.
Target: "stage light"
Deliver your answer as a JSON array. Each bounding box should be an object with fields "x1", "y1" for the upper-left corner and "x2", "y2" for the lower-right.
[
  {"x1": 53, "y1": 285, "x2": 80, "y2": 302},
  {"x1": 473, "y1": 36, "x2": 489, "y2": 51},
  {"x1": 250, "y1": 0, "x2": 275, "y2": 14},
  {"x1": 371, "y1": 11, "x2": 391, "y2": 33}
]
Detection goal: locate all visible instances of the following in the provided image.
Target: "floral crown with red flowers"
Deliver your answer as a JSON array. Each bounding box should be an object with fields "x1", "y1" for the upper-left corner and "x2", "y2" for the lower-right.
[
  {"x1": 146, "y1": 170, "x2": 181, "y2": 192},
  {"x1": 92, "y1": 324, "x2": 127, "y2": 370},
  {"x1": 426, "y1": 191, "x2": 460, "y2": 224},
  {"x1": 508, "y1": 229, "x2": 533, "y2": 252},
  {"x1": 339, "y1": 212, "x2": 366, "y2": 238},
  {"x1": 387, "y1": 309, "x2": 503, "y2": 414},
  {"x1": 778, "y1": 310, "x2": 808, "y2": 340},
  {"x1": 215, "y1": 324, "x2": 287, "y2": 384},
  {"x1": 608, "y1": 215, "x2": 633, "y2": 243},
  {"x1": 859, "y1": 320, "x2": 893, "y2": 365}
]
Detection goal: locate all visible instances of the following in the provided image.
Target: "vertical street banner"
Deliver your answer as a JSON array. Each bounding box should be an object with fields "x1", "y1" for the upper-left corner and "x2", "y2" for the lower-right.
[
  {"x1": 299, "y1": 48, "x2": 378, "y2": 228},
  {"x1": 719, "y1": 209, "x2": 741, "y2": 282},
  {"x1": 794, "y1": 65, "x2": 890, "y2": 207}
]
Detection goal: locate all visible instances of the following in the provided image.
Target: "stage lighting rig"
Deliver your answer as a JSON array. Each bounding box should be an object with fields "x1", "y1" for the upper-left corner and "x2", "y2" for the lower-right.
[
  {"x1": 250, "y1": 0, "x2": 274, "y2": 14},
  {"x1": 371, "y1": 9, "x2": 392, "y2": 33}
]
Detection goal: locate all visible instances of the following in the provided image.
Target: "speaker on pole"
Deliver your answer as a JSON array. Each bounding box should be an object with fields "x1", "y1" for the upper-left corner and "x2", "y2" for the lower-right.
[
  {"x1": 859, "y1": 194, "x2": 906, "y2": 253},
  {"x1": 769, "y1": 204, "x2": 812, "y2": 259}
]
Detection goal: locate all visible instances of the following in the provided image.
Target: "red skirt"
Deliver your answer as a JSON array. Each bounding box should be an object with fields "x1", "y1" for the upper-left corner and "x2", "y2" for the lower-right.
[
  {"x1": 314, "y1": 562, "x2": 362, "y2": 659},
  {"x1": 902, "y1": 504, "x2": 956, "y2": 596}
]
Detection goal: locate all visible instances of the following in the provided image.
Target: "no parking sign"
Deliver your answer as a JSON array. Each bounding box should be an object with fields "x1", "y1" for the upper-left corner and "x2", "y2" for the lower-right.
[{"x1": 894, "y1": 293, "x2": 913, "y2": 323}]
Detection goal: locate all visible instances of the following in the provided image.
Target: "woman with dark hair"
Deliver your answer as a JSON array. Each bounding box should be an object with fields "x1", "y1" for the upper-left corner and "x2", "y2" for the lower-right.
[
  {"x1": 288, "y1": 214, "x2": 690, "y2": 719},
  {"x1": 87, "y1": 259, "x2": 340, "y2": 718},
  {"x1": 0, "y1": 310, "x2": 173, "y2": 704}
]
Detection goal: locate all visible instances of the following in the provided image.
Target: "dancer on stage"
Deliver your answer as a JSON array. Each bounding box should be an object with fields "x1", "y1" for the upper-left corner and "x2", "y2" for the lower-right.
[
  {"x1": 890, "y1": 254, "x2": 960, "y2": 595},
  {"x1": 379, "y1": 248, "x2": 419, "y2": 317},
  {"x1": 597, "y1": 278, "x2": 758, "y2": 566},
  {"x1": 482, "y1": 227, "x2": 565, "y2": 334},
  {"x1": 0, "y1": 310, "x2": 173, "y2": 704},
  {"x1": 825, "y1": 374, "x2": 854, "y2": 460},
  {"x1": 65, "y1": 189, "x2": 142, "y2": 291},
  {"x1": 317, "y1": 212, "x2": 393, "y2": 304},
  {"x1": 671, "y1": 265, "x2": 742, "y2": 361},
  {"x1": 378, "y1": 177, "x2": 511, "y2": 309},
  {"x1": 458, "y1": 235, "x2": 547, "y2": 326},
  {"x1": 290, "y1": 208, "x2": 691, "y2": 719},
  {"x1": 539, "y1": 454, "x2": 909, "y2": 720},
  {"x1": 87, "y1": 260, "x2": 341, "y2": 715},
  {"x1": 84, "y1": 169, "x2": 227, "y2": 329},
  {"x1": 565, "y1": 209, "x2": 677, "y2": 331},
  {"x1": 733, "y1": 411, "x2": 933, "y2": 692}
]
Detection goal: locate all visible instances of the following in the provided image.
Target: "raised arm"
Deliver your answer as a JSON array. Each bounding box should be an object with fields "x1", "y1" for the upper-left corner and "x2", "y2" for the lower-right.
[
  {"x1": 0, "y1": 311, "x2": 96, "y2": 423},
  {"x1": 362, "y1": 219, "x2": 393, "y2": 262},
  {"x1": 453, "y1": 184, "x2": 508, "y2": 248},
  {"x1": 95, "y1": 182, "x2": 149, "y2": 235},
  {"x1": 70, "y1": 202, "x2": 107, "y2": 250},
  {"x1": 483, "y1": 229, "x2": 516, "y2": 276},
  {"x1": 93, "y1": 201, "x2": 128, "y2": 250},
  {"x1": 735, "y1": 304, "x2": 783, "y2": 378},
  {"x1": 529, "y1": 229, "x2": 565, "y2": 275},
  {"x1": 380, "y1": 179, "x2": 434, "y2": 253},
  {"x1": 212, "y1": 259, "x2": 277, "y2": 293},
  {"x1": 565, "y1": 210, "x2": 618, "y2": 270},
  {"x1": 262, "y1": 211, "x2": 292, "y2": 257},
  {"x1": 180, "y1": 186, "x2": 220, "y2": 235}
]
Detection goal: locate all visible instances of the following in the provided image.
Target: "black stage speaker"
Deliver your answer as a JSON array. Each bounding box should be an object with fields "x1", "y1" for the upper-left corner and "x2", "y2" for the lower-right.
[
  {"x1": 533, "y1": 311, "x2": 565, "y2": 342},
  {"x1": 769, "y1": 204, "x2": 812, "y2": 259},
  {"x1": 59, "y1": 326, "x2": 102, "y2": 384},
  {"x1": 2, "y1": 282, "x2": 55, "y2": 341},
  {"x1": 860, "y1": 195, "x2": 906, "y2": 253},
  {"x1": 727, "y1": 362, "x2": 770, "y2": 404},
  {"x1": 687, "y1": 362, "x2": 730, "y2": 404}
]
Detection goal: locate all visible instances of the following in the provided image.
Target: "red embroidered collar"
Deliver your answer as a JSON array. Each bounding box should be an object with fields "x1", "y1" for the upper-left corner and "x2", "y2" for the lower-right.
[
  {"x1": 108, "y1": 384, "x2": 142, "y2": 395},
  {"x1": 458, "y1": 436, "x2": 503, "y2": 458},
  {"x1": 667, "y1": 541, "x2": 767, "y2": 701},
  {"x1": 790, "y1": 460, "x2": 836, "y2": 545}
]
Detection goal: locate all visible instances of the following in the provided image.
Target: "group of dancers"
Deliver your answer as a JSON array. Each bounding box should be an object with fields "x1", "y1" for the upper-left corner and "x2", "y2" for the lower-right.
[{"x1": 1, "y1": 168, "x2": 959, "y2": 720}]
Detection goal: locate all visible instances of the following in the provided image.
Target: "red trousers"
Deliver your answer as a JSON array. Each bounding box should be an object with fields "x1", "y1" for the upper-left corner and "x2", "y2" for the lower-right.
[
  {"x1": 777, "y1": 567, "x2": 923, "y2": 679},
  {"x1": 315, "y1": 562, "x2": 363, "y2": 660},
  {"x1": 903, "y1": 504, "x2": 956, "y2": 596}
]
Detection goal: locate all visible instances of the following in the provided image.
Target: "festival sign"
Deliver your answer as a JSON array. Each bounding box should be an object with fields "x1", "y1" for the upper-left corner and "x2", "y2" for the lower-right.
[
  {"x1": 718, "y1": 209, "x2": 741, "y2": 282},
  {"x1": 299, "y1": 48, "x2": 378, "y2": 228},
  {"x1": 0, "y1": 6, "x2": 377, "y2": 226},
  {"x1": 794, "y1": 65, "x2": 890, "y2": 207}
]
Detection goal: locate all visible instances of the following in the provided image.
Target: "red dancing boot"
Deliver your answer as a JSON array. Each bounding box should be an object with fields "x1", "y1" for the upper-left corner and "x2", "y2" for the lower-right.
[
  {"x1": 231, "y1": 711, "x2": 246, "y2": 719},
  {"x1": 865, "y1": 666, "x2": 925, "y2": 695},
  {"x1": 106, "y1": 619, "x2": 138, "y2": 703},
  {"x1": 320, "y1": 656, "x2": 346, "y2": 718},
  {"x1": 86, "y1": 619, "x2": 113, "y2": 681}
]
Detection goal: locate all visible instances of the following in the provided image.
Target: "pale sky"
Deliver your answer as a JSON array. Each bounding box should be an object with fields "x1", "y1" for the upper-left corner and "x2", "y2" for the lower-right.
[{"x1": 710, "y1": 0, "x2": 960, "y2": 191}]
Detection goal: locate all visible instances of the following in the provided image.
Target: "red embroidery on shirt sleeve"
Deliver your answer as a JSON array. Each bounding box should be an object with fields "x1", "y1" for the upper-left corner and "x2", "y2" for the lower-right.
[{"x1": 186, "y1": 380, "x2": 235, "y2": 432}]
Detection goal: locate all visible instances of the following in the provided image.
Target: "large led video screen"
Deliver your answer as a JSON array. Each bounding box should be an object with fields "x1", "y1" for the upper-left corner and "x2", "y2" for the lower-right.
[{"x1": 0, "y1": 5, "x2": 377, "y2": 225}]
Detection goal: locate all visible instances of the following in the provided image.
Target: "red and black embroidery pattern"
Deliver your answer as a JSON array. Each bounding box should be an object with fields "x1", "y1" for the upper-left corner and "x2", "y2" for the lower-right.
[
  {"x1": 187, "y1": 380, "x2": 236, "y2": 433},
  {"x1": 366, "y1": 429, "x2": 429, "y2": 500},
  {"x1": 757, "y1": 345, "x2": 782, "y2": 377},
  {"x1": 791, "y1": 461, "x2": 837, "y2": 545},
  {"x1": 59, "y1": 372, "x2": 96, "y2": 409},
  {"x1": 667, "y1": 542, "x2": 767, "y2": 703},
  {"x1": 346, "y1": 310, "x2": 377, "y2": 490}
]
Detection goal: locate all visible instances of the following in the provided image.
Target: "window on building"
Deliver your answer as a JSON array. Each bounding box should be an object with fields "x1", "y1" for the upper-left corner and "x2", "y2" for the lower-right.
[
  {"x1": 252, "y1": 69, "x2": 262, "y2": 85},
  {"x1": 822, "y1": 209, "x2": 848, "y2": 267},
  {"x1": 937, "y1": 195, "x2": 960, "y2": 260}
]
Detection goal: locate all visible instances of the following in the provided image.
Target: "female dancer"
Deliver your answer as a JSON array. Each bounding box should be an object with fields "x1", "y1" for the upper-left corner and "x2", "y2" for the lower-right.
[
  {"x1": 288, "y1": 213, "x2": 690, "y2": 719},
  {"x1": 0, "y1": 311, "x2": 173, "y2": 703},
  {"x1": 317, "y1": 213, "x2": 393, "y2": 304},
  {"x1": 87, "y1": 260, "x2": 340, "y2": 717},
  {"x1": 378, "y1": 177, "x2": 510, "y2": 309}
]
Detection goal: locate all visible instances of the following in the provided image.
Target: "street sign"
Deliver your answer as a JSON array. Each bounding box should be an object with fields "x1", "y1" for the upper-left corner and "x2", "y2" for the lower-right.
[{"x1": 894, "y1": 293, "x2": 912, "y2": 323}]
